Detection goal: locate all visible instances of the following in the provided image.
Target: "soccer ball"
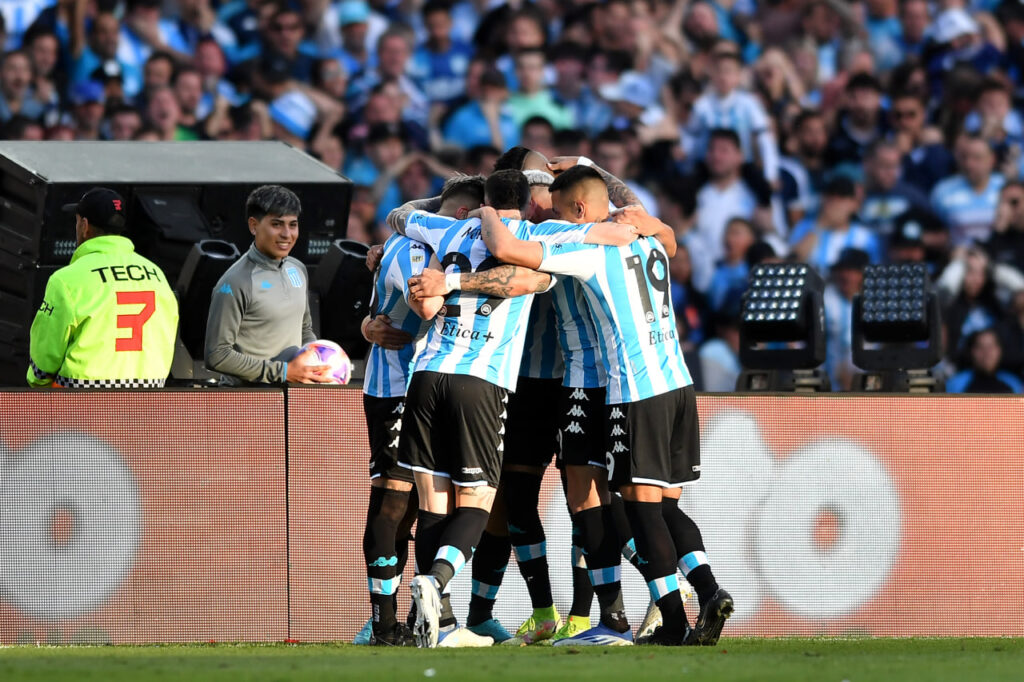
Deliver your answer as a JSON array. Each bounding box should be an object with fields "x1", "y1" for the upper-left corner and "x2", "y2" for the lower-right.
[{"x1": 301, "y1": 339, "x2": 353, "y2": 384}]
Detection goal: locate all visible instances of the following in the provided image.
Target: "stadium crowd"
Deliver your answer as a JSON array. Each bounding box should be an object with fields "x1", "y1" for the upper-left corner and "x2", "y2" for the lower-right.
[{"x1": 4, "y1": 0, "x2": 1024, "y2": 392}]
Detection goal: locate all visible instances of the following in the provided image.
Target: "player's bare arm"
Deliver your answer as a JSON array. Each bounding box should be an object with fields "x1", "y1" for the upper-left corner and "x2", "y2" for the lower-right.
[
  {"x1": 408, "y1": 264, "x2": 552, "y2": 300},
  {"x1": 360, "y1": 314, "x2": 414, "y2": 350},
  {"x1": 612, "y1": 205, "x2": 678, "y2": 257},
  {"x1": 479, "y1": 207, "x2": 544, "y2": 269},
  {"x1": 584, "y1": 221, "x2": 640, "y2": 246},
  {"x1": 385, "y1": 195, "x2": 444, "y2": 235},
  {"x1": 547, "y1": 156, "x2": 642, "y2": 208}
]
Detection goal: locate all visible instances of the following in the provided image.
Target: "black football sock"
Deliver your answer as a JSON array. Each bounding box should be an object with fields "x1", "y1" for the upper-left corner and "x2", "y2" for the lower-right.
[
  {"x1": 468, "y1": 530, "x2": 511, "y2": 626},
  {"x1": 625, "y1": 500, "x2": 686, "y2": 635},
  {"x1": 569, "y1": 516, "x2": 594, "y2": 617},
  {"x1": 503, "y1": 471, "x2": 553, "y2": 609},
  {"x1": 393, "y1": 488, "x2": 418, "y2": 618},
  {"x1": 363, "y1": 487, "x2": 411, "y2": 631},
  {"x1": 609, "y1": 494, "x2": 640, "y2": 568},
  {"x1": 439, "y1": 592, "x2": 456, "y2": 629},
  {"x1": 662, "y1": 498, "x2": 719, "y2": 608},
  {"x1": 415, "y1": 510, "x2": 448, "y2": 586},
  {"x1": 429, "y1": 506, "x2": 489, "y2": 590},
  {"x1": 574, "y1": 505, "x2": 628, "y2": 632}
]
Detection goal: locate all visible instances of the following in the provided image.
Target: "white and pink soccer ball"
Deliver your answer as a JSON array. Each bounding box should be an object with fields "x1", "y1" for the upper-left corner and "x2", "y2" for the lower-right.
[{"x1": 301, "y1": 339, "x2": 353, "y2": 384}]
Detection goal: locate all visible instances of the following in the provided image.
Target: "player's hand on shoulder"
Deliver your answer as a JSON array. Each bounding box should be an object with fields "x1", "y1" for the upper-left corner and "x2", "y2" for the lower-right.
[
  {"x1": 287, "y1": 347, "x2": 334, "y2": 383},
  {"x1": 408, "y1": 269, "x2": 449, "y2": 300},
  {"x1": 365, "y1": 315, "x2": 414, "y2": 350},
  {"x1": 365, "y1": 244, "x2": 384, "y2": 271}
]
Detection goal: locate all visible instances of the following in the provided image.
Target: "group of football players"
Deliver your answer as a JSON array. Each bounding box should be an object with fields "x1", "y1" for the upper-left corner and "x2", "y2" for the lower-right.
[{"x1": 357, "y1": 146, "x2": 732, "y2": 648}]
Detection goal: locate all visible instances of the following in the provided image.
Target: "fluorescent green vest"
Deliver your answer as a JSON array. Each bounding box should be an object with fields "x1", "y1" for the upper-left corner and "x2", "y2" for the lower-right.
[{"x1": 27, "y1": 235, "x2": 179, "y2": 387}]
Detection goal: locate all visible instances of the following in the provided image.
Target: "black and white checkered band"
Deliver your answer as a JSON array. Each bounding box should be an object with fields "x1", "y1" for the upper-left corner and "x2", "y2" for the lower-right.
[
  {"x1": 29, "y1": 359, "x2": 53, "y2": 380},
  {"x1": 55, "y1": 376, "x2": 166, "y2": 389}
]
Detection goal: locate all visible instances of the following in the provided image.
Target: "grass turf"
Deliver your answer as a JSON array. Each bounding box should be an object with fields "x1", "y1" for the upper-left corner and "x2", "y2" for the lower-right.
[{"x1": 2, "y1": 638, "x2": 1023, "y2": 682}]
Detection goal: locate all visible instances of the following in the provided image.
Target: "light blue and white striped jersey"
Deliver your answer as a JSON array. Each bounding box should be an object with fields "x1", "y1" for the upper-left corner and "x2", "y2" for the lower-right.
[
  {"x1": 363, "y1": 234, "x2": 433, "y2": 399},
  {"x1": 538, "y1": 238, "x2": 693, "y2": 404},
  {"x1": 929, "y1": 173, "x2": 1005, "y2": 247},
  {"x1": 403, "y1": 211, "x2": 590, "y2": 391},
  {"x1": 518, "y1": 291, "x2": 564, "y2": 379},
  {"x1": 688, "y1": 89, "x2": 780, "y2": 182},
  {"x1": 549, "y1": 278, "x2": 606, "y2": 389}
]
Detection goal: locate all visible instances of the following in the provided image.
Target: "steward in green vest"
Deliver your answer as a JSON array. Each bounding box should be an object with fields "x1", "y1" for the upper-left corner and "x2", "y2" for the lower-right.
[{"x1": 27, "y1": 187, "x2": 178, "y2": 388}]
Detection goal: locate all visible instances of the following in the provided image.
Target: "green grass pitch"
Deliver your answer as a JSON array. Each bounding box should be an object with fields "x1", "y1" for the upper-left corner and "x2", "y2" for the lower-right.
[{"x1": 3, "y1": 638, "x2": 1024, "y2": 682}]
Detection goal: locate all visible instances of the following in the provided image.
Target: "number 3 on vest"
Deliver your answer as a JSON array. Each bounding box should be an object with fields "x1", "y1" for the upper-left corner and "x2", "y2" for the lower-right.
[{"x1": 115, "y1": 290, "x2": 156, "y2": 352}]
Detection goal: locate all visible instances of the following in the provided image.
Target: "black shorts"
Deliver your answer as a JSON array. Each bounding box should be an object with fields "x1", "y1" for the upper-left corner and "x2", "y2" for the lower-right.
[
  {"x1": 363, "y1": 394, "x2": 415, "y2": 483},
  {"x1": 503, "y1": 377, "x2": 562, "y2": 468},
  {"x1": 605, "y1": 386, "x2": 700, "y2": 489},
  {"x1": 557, "y1": 385, "x2": 607, "y2": 468},
  {"x1": 398, "y1": 371, "x2": 508, "y2": 487}
]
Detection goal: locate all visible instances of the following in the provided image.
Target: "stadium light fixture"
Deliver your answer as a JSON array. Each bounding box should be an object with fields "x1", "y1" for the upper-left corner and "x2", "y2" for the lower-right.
[
  {"x1": 736, "y1": 263, "x2": 830, "y2": 392},
  {"x1": 851, "y1": 263, "x2": 943, "y2": 392}
]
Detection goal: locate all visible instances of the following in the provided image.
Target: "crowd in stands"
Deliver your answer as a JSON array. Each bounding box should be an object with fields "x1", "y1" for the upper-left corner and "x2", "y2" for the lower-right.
[{"x1": 3, "y1": 0, "x2": 1024, "y2": 392}]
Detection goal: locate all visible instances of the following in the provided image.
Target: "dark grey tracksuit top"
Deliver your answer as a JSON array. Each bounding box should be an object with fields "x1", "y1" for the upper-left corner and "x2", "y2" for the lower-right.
[{"x1": 204, "y1": 244, "x2": 316, "y2": 383}]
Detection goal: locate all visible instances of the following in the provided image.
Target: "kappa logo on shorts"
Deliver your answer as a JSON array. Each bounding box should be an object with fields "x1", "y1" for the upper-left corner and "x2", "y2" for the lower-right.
[
  {"x1": 387, "y1": 435, "x2": 400, "y2": 448},
  {"x1": 391, "y1": 403, "x2": 405, "y2": 415},
  {"x1": 461, "y1": 467, "x2": 483, "y2": 475},
  {"x1": 609, "y1": 408, "x2": 625, "y2": 419},
  {"x1": 566, "y1": 405, "x2": 587, "y2": 418},
  {"x1": 389, "y1": 419, "x2": 402, "y2": 432},
  {"x1": 564, "y1": 421, "x2": 585, "y2": 435},
  {"x1": 610, "y1": 441, "x2": 628, "y2": 454},
  {"x1": 569, "y1": 388, "x2": 588, "y2": 401},
  {"x1": 610, "y1": 425, "x2": 626, "y2": 436}
]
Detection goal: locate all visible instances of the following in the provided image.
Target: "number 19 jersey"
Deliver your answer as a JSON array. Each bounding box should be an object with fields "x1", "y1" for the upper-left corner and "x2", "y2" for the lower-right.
[
  {"x1": 538, "y1": 237, "x2": 693, "y2": 404},
  {"x1": 403, "y1": 211, "x2": 589, "y2": 392}
]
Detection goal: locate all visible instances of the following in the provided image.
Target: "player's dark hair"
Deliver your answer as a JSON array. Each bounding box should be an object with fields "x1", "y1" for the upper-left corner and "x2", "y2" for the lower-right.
[
  {"x1": 485, "y1": 170, "x2": 531, "y2": 212},
  {"x1": 441, "y1": 175, "x2": 485, "y2": 206},
  {"x1": 549, "y1": 165, "x2": 604, "y2": 195},
  {"x1": 709, "y1": 127, "x2": 741, "y2": 148},
  {"x1": 246, "y1": 185, "x2": 302, "y2": 221},
  {"x1": 493, "y1": 146, "x2": 531, "y2": 172}
]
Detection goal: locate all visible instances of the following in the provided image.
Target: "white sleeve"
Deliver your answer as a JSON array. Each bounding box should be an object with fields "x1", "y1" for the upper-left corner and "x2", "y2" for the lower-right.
[
  {"x1": 523, "y1": 219, "x2": 594, "y2": 244},
  {"x1": 538, "y1": 242, "x2": 601, "y2": 280},
  {"x1": 404, "y1": 211, "x2": 458, "y2": 252}
]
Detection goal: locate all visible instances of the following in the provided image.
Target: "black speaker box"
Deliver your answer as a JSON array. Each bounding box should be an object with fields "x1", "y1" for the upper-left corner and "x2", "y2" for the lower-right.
[
  {"x1": 0, "y1": 141, "x2": 351, "y2": 387},
  {"x1": 312, "y1": 239, "x2": 373, "y2": 360}
]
